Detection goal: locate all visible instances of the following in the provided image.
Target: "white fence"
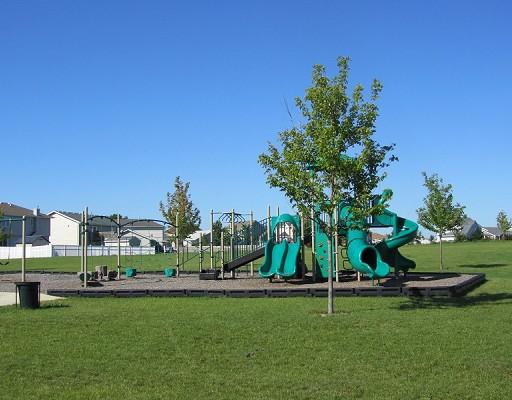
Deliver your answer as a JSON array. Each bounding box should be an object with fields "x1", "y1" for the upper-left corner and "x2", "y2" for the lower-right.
[
  {"x1": 0, "y1": 245, "x2": 156, "y2": 260},
  {"x1": 0, "y1": 245, "x2": 53, "y2": 259},
  {"x1": 53, "y1": 245, "x2": 156, "y2": 257}
]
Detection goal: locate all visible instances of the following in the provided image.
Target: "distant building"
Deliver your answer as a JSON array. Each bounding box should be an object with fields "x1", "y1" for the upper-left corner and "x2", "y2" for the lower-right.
[
  {"x1": 436, "y1": 218, "x2": 480, "y2": 242},
  {"x1": 48, "y1": 211, "x2": 165, "y2": 247},
  {"x1": 369, "y1": 231, "x2": 387, "y2": 244},
  {"x1": 0, "y1": 202, "x2": 50, "y2": 246}
]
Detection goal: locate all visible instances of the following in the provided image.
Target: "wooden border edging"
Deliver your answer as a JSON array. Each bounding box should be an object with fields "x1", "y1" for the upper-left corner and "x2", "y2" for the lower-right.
[{"x1": 45, "y1": 273, "x2": 486, "y2": 299}]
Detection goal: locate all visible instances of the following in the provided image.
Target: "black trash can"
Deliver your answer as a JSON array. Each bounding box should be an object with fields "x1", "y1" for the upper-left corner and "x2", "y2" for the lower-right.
[{"x1": 15, "y1": 282, "x2": 41, "y2": 309}]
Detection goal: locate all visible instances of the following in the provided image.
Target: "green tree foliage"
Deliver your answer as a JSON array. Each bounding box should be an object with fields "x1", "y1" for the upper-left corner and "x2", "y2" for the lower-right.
[
  {"x1": 470, "y1": 226, "x2": 483, "y2": 241},
  {"x1": 210, "y1": 221, "x2": 229, "y2": 246},
  {"x1": 160, "y1": 176, "x2": 201, "y2": 242},
  {"x1": 496, "y1": 210, "x2": 511, "y2": 240},
  {"x1": 109, "y1": 214, "x2": 127, "y2": 220},
  {"x1": 417, "y1": 172, "x2": 466, "y2": 270},
  {"x1": 258, "y1": 56, "x2": 396, "y2": 314}
]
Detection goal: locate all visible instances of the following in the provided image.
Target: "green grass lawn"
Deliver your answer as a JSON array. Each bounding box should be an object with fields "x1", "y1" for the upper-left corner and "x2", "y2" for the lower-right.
[
  {"x1": 1, "y1": 241, "x2": 512, "y2": 399},
  {"x1": 0, "y1": 249, "x2": 263, "y2": 274}
]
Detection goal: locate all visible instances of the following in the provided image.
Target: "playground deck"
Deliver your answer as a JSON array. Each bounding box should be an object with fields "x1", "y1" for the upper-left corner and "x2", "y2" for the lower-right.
[{"x1": 0, "y1": 271, "x2": 484, "y2": 298}]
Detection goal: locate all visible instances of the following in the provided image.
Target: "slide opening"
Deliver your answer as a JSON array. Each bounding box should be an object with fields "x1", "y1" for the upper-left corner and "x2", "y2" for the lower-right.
[{"x1": 361, "y1": 247, "x2": 377, "y2": 270}]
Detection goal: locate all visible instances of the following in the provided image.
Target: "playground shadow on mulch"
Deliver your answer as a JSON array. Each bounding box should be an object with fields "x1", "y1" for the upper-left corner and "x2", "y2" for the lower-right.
[
  {"x1": 395, "y1": 292, "x2": 512, "y2": 311},
  {"x1": 381, "y1": 273, "x2": 460, "y2": 286},
  {"x1": 458, "y1": 263, "x2": 507, "y2": 269}
]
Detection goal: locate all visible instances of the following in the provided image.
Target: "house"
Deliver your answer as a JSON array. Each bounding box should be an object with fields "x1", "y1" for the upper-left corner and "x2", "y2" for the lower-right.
[
  {"x1": 185, "y1": 229, "x2": 211, "y2": 246},
  {"x1": 0, "y1": 202, "x2": 50, "y2": 246},
  {"x1": 369, "y1": 231, "x2": 387, "y2": 244},
  {"x1": 436, "y1": 218, "x2": 480, "y2": 242},
  {"x1": 48, "y1": 211, "x2": 165, "y2": 247},
  {"x1": 481, "y1": 227, "x2": 508, "y2": 240}
]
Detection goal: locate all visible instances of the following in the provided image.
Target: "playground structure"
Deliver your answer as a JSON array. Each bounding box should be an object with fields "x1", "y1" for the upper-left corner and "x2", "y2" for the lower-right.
[
  {"x1": 75, "y1": 187, "x2": 418, "y2": 285},
  {"x1": 201, "y1": 190, "x2": 418, "y2": 282},
  {"x1": 4, "y1": 190, "x2": 416, "y2": 287}
]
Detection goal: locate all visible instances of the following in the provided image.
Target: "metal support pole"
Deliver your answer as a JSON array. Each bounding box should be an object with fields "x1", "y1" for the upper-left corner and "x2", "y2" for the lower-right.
[
  {"x1": 230, "y1": 209, "x2": 235, "y2": 278},
  {"x1": 199, "y1": 232, "x2": 203, "y2": 272},
  {"x1": 230, "y1": 209, "x2": 235, "y2": 261},
  {"x1": 210, "y1": 209, "x2": 214, "y2": 270},
  {"x1": 220, "y1": 231, "x2": 225, "y2": 280},
  {"x1": 249, "y1": 210, "x2": 254, "y2": 277},
  {"x1": 21, "y1": 216, "x2": 26, "y2": 282},
  {"x1": 311, "y1": 208, "x2": 316, "y2": 282},
  {"x1": 334, "y1": 211, "x2": 339, "y2": 283},
  {"x1": 84, "y1": 207, "x2": 88, "y2": 288},
  {"x1": 80, "y1": 212, "x2": 84, "y2": 277},
  {"x1": 267, "y1": 205, "x2": 271, "y2": 240},
  {"x1": 300, "y1": 212, "x2": 305, "y2": 279},
  {"x1": 276, "y1": 206, "x2": 280, "y2": 216},
  {"x1": 117, "y1": 214, "x2": 121, "y2": 280},
  {"x1": 175, "y1": 213, "x2": 180, "y2": 277}
]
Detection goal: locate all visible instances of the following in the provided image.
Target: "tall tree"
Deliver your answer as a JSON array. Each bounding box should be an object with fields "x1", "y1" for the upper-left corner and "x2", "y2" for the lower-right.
[
  {"x1": 259, "y1": 56, "x2": 396, "y2": 314},
  {"x1": 496, "y1": 210, "x2": 511, "y2": 240},
  {"x1": 417, "y1": 172, "x2": 466, "y2": 271},
  {"x1": 160, "y1": 176, "x2": 201, "y2": 243}
]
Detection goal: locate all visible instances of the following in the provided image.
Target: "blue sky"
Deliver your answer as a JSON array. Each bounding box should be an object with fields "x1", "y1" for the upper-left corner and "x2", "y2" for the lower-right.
[{"x1": 1, "y1": 0, "x2": 510, "y2": 230}]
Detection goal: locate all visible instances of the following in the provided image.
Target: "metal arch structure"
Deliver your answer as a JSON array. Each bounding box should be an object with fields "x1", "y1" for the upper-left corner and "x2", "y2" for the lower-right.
[
  {"x1": 86, "y1": 215, "x2": 175, "y2": 237},
  {"x1": 217, "y1": 212, "x2": 246, "y2": 224},
  {"x1": 81, "y1": 213, "x2": 177, "y2": 286}
]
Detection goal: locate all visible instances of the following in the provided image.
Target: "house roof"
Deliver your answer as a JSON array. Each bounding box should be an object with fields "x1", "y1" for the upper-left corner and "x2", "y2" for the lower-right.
[
  {"x1": 0, "y1": 202, "x2": 49, "y2": 218},
  {"x1": 48, "y1": 211, "x2": 163, "y2": 228},
  {"x1": 15, "y1": 235, "x2": 50, "y2": 245},
  {"x1": 48, "y1": 211, "x2": 83, "y2": 222},
  {"x1": 482, "y1": 227, "x2": 502, "y2": 237}
]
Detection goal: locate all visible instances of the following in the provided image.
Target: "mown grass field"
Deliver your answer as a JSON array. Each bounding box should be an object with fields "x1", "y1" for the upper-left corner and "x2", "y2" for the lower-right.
[
  {"x1": 0, "y1": 249, "x2": 263, "y2": 274},
  {"x1": 1, "y1": 241, "x2": 512, "y2": 399}
]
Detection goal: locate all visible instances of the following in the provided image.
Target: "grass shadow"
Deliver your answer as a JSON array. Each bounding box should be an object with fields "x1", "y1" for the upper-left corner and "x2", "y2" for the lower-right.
[
  {"x1": 458, "y1": 263, "x2": 507, "y2": 269},
  {"x1": 395, "y1": 292, "x2": 512, "y2": 310},
  {"x1": 39, "y1": 302, "x2": 71, "y2": 309}
]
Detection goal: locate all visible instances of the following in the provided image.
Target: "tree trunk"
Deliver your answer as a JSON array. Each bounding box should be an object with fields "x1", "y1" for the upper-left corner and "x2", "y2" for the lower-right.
[
  {"x1": 439, "y1": 233, "x2": 443, "y2": 271},
  {"x1": 327, "y1": 220, "x2": 334, "y2": 315}
]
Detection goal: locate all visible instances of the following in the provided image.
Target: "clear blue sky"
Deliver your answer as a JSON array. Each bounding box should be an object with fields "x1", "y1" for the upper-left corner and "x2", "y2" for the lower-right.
[{"x1": 1, "y1": 0, "x2": 510, "y2": 229}]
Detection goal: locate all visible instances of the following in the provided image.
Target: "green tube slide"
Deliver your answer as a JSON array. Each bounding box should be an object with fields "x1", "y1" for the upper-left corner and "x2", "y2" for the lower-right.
[
  {"x1": 346, "y1": 228, "x2": 390, "y2": 279},
  {"x1": 375, "y1": 216, "x2": 418, "y2": 273}
]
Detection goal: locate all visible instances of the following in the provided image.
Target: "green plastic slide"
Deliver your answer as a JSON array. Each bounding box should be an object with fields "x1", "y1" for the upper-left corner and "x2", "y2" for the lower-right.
[
  {"x1": 346, "y1": 228, "x2": 390, "y2": 279},
  {"x1": 258, "y1": 213, "x2": 301, "y2": 279},
  {"x1": 279, "y1": 240, "x2": 300, "y2": 277},
  {"x1": 258, "y1": 241, "x2": 275, "y2": 278},
  {"x1": 375, "y1": 214, "x2": 418, "y2": 273},
  {"x1": 338, "y1": 203, "x2": 391, "y2": 279}
]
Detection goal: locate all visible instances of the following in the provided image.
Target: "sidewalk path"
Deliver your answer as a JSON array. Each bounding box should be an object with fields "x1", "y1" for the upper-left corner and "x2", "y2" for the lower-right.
[{"x1": 0, "y1": 292, "x2": 64, "y2": 307}]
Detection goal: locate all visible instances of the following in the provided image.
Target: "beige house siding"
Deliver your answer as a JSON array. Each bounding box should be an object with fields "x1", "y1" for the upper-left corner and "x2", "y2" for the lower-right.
[{"x1": 49, "y1": 212, "x2": 80, "y2": 245}]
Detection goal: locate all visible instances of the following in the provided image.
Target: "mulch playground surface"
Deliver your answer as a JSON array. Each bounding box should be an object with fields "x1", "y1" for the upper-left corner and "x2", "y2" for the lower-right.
[{"x1": 0, "y1": 270, "x2": 485, "y2": 297}]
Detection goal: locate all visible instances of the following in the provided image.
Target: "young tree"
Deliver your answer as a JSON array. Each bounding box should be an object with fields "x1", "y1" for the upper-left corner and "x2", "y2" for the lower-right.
[
  {"x1": 211, "y1": 220, "x2": 229, "y2": 246},
  {"x1": 259, "y1": 56, "x2": 396, "y2": 314},
  {"x1": 160, "y1": 176, "x2": 201, "y2": 243},
  {"x1": 417, "y1": 172, "x2": 466, "y2": 271},
  {"x1": 497, "y1": 210, "x2": 511, "y2": 240}
]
